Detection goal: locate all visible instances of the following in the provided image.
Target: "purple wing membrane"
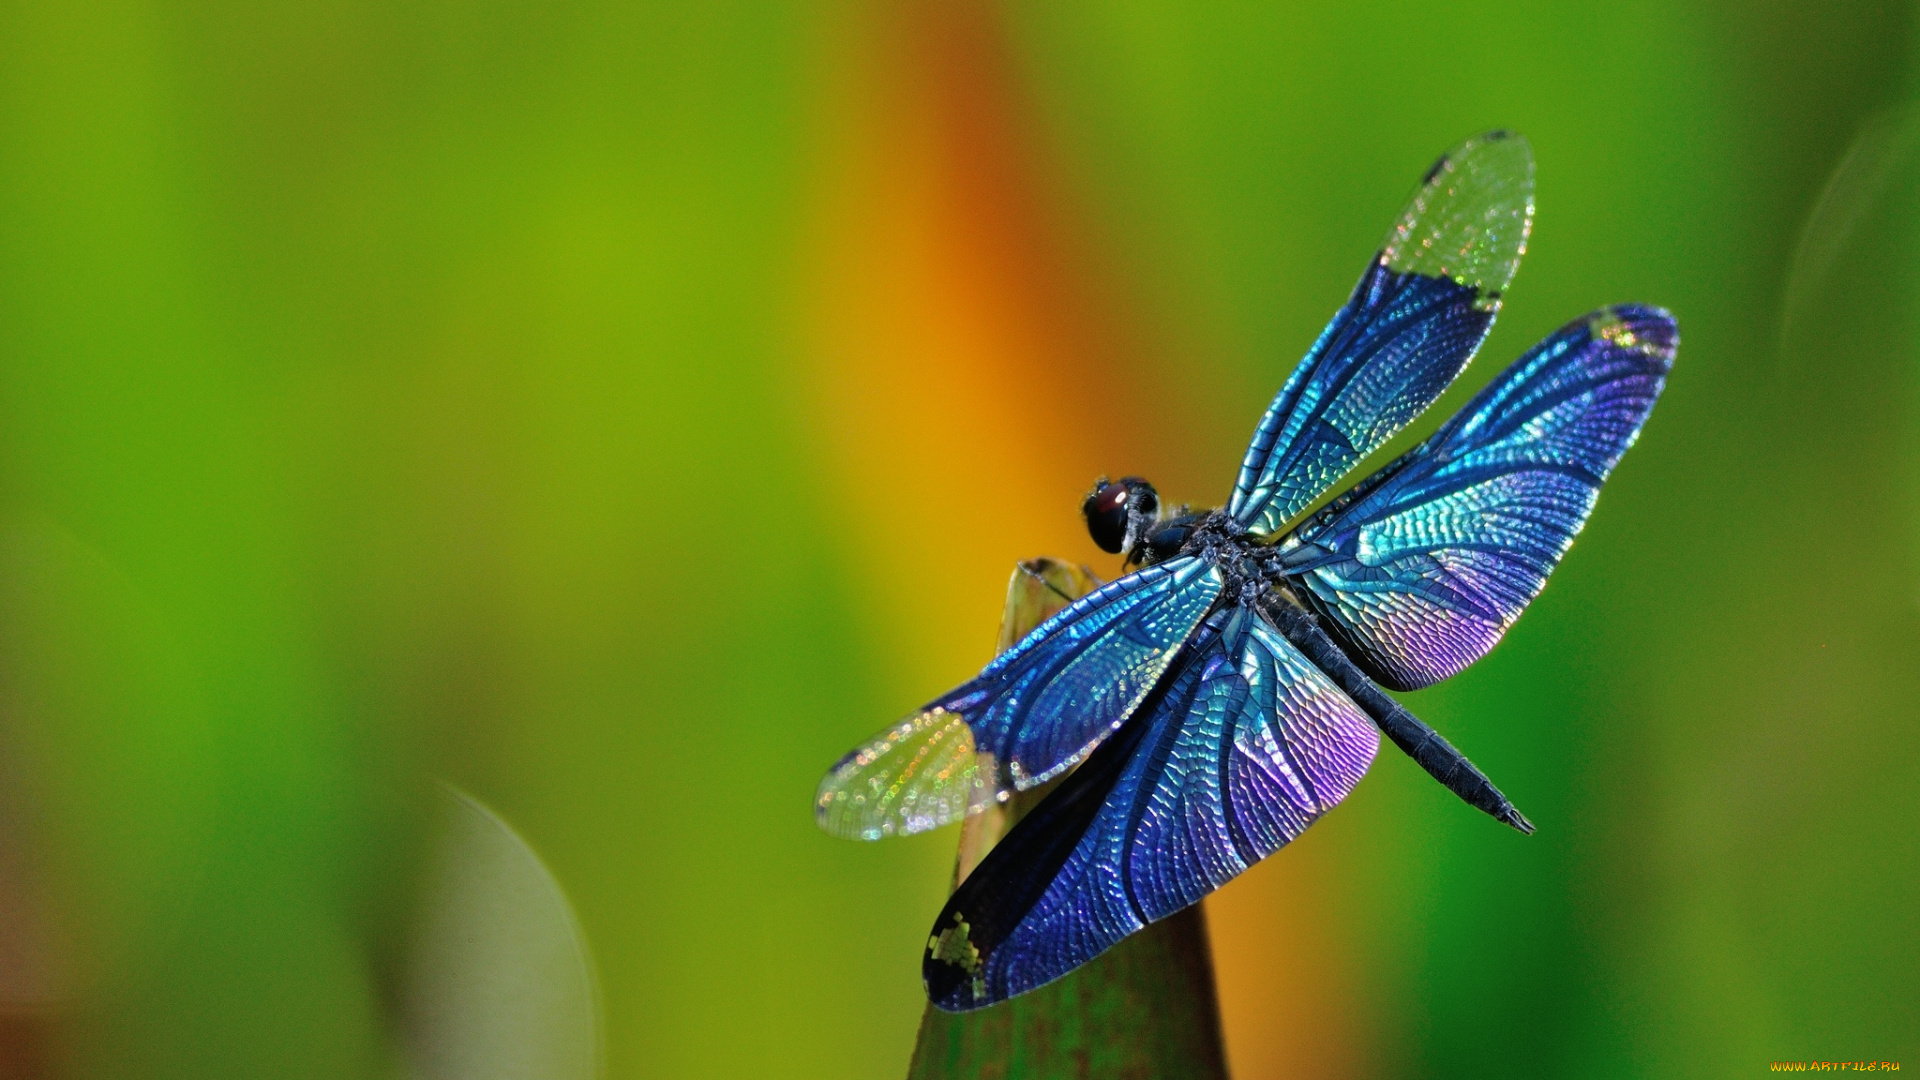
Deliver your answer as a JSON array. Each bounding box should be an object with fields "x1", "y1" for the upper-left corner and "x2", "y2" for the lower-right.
[
  {"x1": 1229, "y1": 132, "x2": 1533, "y2": 536},
  {"x1": 1281, "y1": 305, "x2": 1677, "y2": 691},
  {"x1": 924, "y1": 608, "x2": 1378, "y2": 1011}
]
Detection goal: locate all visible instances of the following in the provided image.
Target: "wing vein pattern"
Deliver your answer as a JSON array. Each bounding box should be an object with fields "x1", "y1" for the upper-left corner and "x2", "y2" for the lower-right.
[
  {"x1": 1229, "y1": 132, "x2": 1534, "y2": 535},
  {"x1": 815, "y1": 557, "x2": 1222, "y2": 840},
  {"x1": 1282, "y1": 305, "x2": 1677, "y2": 690},
  {"x1": 924, "y1": 609, "x2": 1379, "y2": 1010}
]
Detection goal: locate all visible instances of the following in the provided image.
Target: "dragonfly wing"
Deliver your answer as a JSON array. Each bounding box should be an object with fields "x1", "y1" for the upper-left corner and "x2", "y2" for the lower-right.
[
  {"x1": 924, "y1": 609, "x2": 1377, "y2": 1010},
  {"x1": 1229, "y1": 132, "x2": 1534, "y2": 536},
  {"x1": 814, "y1": 707, "x2": 985, "y2": 841},
  {"x1": 968, "y1": 555, "x2": 1223, "y2": 788},
  {"x1": 1284, "y1": 305, "x2": 1677, "y2": 691},
  {"x1": 816, "y1": 557, "x2": 1222, "y2": 840},
  {"x1": 1125, "y1": 611, "x2": 1378, "y2": 919}
]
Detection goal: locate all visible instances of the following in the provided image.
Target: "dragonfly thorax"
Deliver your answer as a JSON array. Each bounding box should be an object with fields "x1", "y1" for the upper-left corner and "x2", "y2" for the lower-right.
[{"x1": 1169, "y1": 510, "x2": 1294, "y2": 607}]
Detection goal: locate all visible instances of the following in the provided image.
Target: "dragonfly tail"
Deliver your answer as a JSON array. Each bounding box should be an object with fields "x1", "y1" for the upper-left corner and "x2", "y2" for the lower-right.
[{"x1": 1266, "y1": 601, "x2": 1535, "y2": 834}]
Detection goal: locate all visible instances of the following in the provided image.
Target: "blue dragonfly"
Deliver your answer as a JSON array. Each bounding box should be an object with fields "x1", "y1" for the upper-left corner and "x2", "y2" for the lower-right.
[{"x1": 815, "y1": 132, "x2": 1676, "y2": 1011}]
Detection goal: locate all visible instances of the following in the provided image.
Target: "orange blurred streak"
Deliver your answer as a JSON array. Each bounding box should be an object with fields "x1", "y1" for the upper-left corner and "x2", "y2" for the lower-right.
[
  {"x1": 0, "y1": 1016, "x2": 53, "y2": 1080},
  {"x1": 800, "y1": 0, "x2": 1127, "y2": 690},
  {"x1": 799, "y1": 3, "x2": 1362, "y2": 1075},
  {"x1": 1207, "y1": 837, "x2": 1372, "y2": 1080}
]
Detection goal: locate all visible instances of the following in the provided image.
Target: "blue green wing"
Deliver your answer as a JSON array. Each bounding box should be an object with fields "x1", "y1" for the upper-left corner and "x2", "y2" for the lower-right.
[
  {"x1": 1229, "y1": 132, "x2": 1534, "y2": 536},
  {"x1": 1280, "y1": 305, "x2": 1677, "y2": 691},
  {"x1": 923, "y1": 607, "x2": 1378, "y2": 1010},
  {"x1": 815, "y1": 557, "x2": 1222, "y2": 839}
]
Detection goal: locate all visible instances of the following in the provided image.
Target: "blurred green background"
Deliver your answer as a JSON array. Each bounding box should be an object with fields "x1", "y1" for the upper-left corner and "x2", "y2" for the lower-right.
[{"x1": 1, "y1": 1, "x2": 1914, "y2": 1077}]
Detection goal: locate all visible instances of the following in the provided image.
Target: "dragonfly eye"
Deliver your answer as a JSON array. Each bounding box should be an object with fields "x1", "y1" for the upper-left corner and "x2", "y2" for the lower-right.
[
  {"x1": 1083, "y1": 476, "x2": 1159, "y2": 555},
  {"x1": 1124, "y1": 479, "x2": 1158, "y2": 519},
  {"x1": 1083, "y1": 480, "x2": 1131, "y2": 553}
]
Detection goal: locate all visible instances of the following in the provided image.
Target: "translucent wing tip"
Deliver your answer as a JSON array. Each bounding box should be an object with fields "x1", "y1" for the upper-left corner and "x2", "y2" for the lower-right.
[
  {"x1": 1590, "y1": 304, "x2": 1679, "y2": 365},
  {"x1": 814, "y1": 708, "x2": 989, "y2": 841},
  {"x1": 1384, "y1": 131, "x2": 1536, "y2": 308}
]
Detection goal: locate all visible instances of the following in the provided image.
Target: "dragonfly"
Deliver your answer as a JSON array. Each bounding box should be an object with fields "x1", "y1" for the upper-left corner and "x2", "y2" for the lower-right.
[{"x1": 815, "y1": 131, "x2": 1676, "y2": 1012}]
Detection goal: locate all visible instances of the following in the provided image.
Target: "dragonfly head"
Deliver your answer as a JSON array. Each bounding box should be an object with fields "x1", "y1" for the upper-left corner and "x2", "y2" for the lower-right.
[{"x1": 1082, "y1": 476, "x2": 1158, "y2": 557}]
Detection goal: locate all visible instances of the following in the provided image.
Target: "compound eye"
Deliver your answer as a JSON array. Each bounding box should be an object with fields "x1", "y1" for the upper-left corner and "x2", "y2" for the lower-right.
[
  {"x1": 1119, "y1": 476, "x2": 1158, "y2": 518},
  {"x1": 1082, "y1": 481, "x2": 1130, "y2": 553}
]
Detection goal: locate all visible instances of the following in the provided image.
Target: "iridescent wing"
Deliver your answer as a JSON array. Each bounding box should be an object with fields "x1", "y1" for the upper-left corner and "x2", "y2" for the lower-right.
[
  {"x1": 1279, "y1": 305, "x2": 1677, "y2": 691},
  {"x1": 1229, "y1": 132, "x2": 1535, "y2": 536},
  {"x1": 923, "y1": 607, "x2": 1378, "y2": 1010},
  {"x1": 816, "y1": 557, "x2": 1223, "y2": 840}
]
